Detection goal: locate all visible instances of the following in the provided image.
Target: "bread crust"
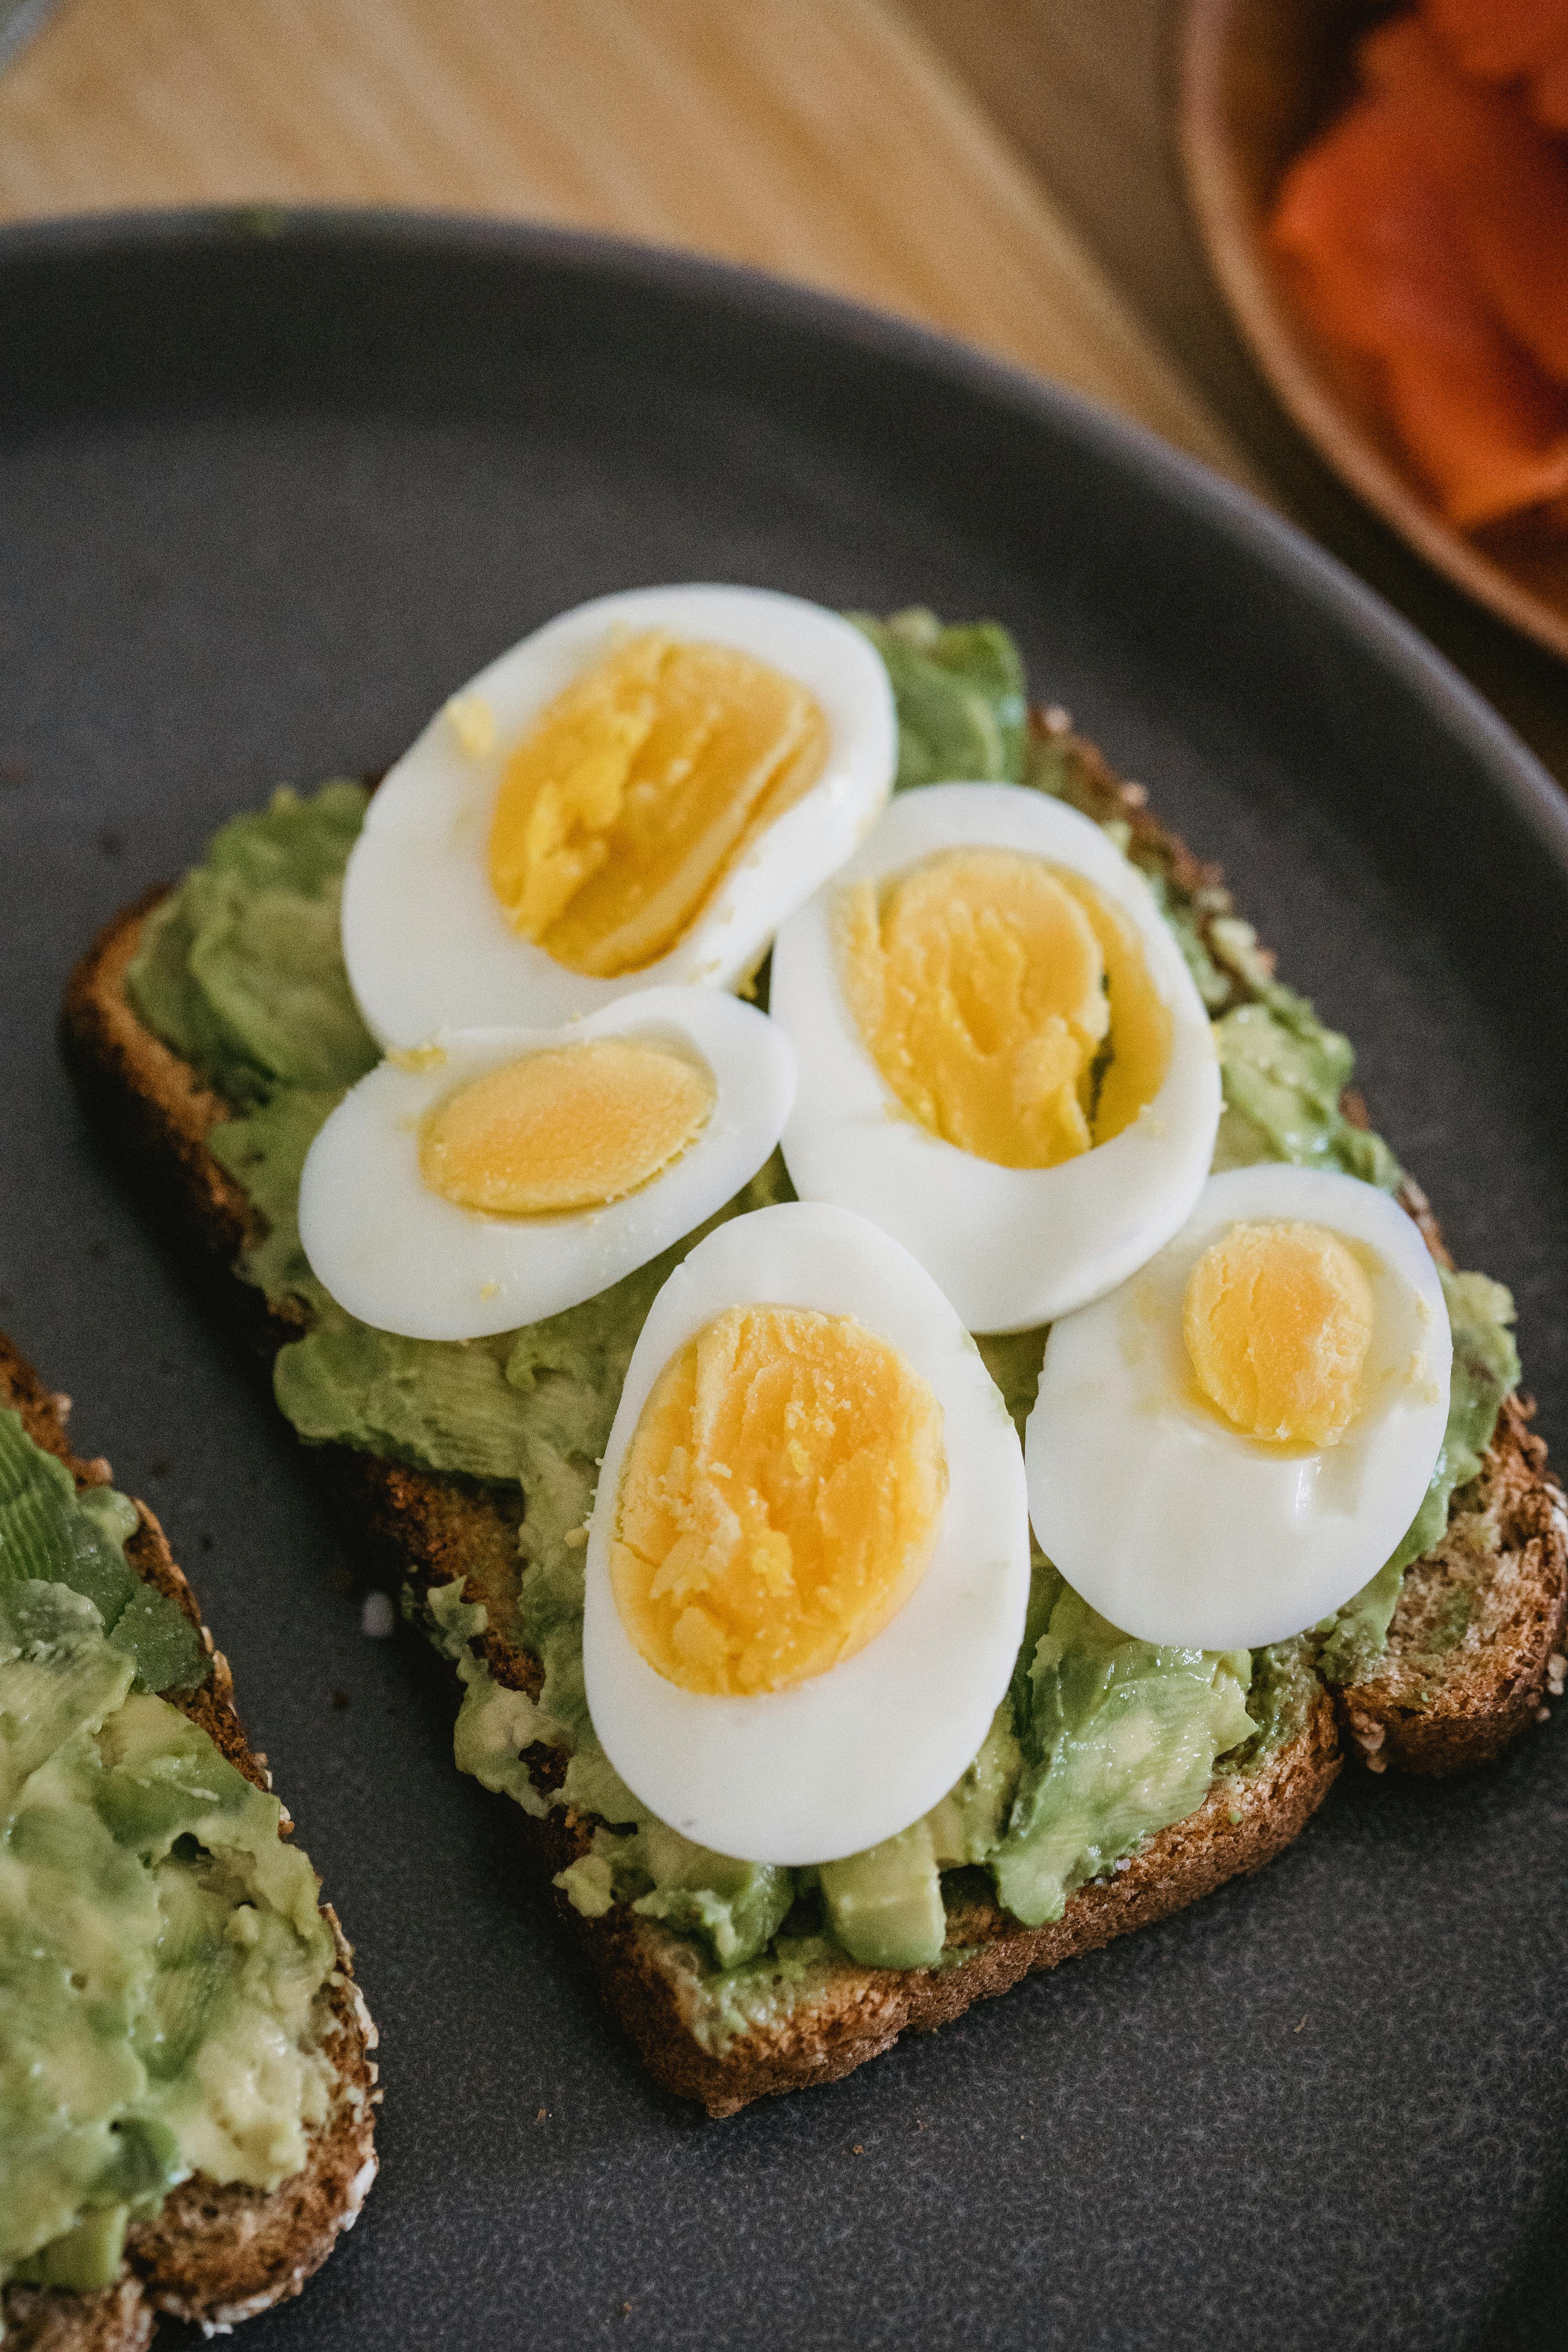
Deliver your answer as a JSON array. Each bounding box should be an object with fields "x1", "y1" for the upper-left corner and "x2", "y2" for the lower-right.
[
  {"x1": 0, "y1": 2281, "x2": 153, "y2": 2352},
  {"x1": 534, "y1": 1685, "x2": 1341, "y2": 2115},
  {"x1": 0, "y1": 1339, "x2": 379, "y2": 2341},
  {"x1": 1337, "y1": 1395, "x2": 1568, "y2": 1774},
  {"x1": 54, "y1": 758, "x2": 1567, "y2": 2114}
]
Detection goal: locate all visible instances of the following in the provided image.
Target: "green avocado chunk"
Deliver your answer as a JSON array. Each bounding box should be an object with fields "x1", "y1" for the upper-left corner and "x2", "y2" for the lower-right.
[
  {"x1": 1318, "y1": 1268, "x2": 1521, "y2": 1684},
  {"x1": 0, "y1": 1410, "x2": 206, "y2": 1695},
  {"x1": 561, "y1": 1817, "x2": 796, "y2": 1973},
  {"x1": 818, "y1": 1823, "x2": 951, "y2": 1974},
  {"x1": 0, "y1": 1545, "x2": 336, "y2": 2295},
  {"x1": 989, "y1": 1579, "x2": 1254, "y2": 1929},
  {"x1": 1212, "y1": 990, "x2": 1401, "y2": 1190},
  {"x1": 122, "y1": 615, "x2": 1527, "y2": 1998},
  {"x1": 851, "y1": 608, "x2": 1026, "y2": 791},
  {"x1": 128, "y1": 781, "x2": 379, "y2": 1104},
  {"x1": 818, "y1": 1704, "x2": 1021, "y2": 1969}
]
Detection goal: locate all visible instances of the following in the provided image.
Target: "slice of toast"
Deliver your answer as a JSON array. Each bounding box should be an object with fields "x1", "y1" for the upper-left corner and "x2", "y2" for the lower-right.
[
  {"x1": 0, "y1": 1336, "x2": 379, "y2": 2347},
  {"x1": 56, "y1": 722, "x2": 1567, "y2": 2116}
]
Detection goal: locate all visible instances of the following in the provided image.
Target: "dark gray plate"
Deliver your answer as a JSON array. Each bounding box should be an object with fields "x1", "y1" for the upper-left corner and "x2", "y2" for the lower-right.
[{"x1": 2, "y1": 212, "x2": 1565, "y2": 2352}]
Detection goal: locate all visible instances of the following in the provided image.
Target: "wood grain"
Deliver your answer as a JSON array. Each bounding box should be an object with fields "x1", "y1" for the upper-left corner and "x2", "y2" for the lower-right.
[
  {"x1": 4, "y1": 0, "x2": 1561, "y2": 780},
  {"x1": 0, "y1": 0, "x2": 1258, "y2": 486}
]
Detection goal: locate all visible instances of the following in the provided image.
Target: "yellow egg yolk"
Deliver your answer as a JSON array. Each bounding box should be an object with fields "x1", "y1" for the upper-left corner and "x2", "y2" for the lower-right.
[
  {"x1": 1183, "y1": 1220, "x2": 1375, "y2": 1446},
  {"x1": 610, "y1": 1305, "x2": 948, "y2": 1697},
  {"x1": 837, "y1": 847, "x2": 1171, "y2": 1169},
  {"x1": 418, "y1": 1038, "x2": 715, "y2": 1215},
  {"x1": 487, "y1": 631, "x2": 829, "y2": 978}
]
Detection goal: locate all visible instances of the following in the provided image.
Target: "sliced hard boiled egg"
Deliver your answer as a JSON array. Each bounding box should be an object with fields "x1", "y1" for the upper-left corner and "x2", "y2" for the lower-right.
[
  {"x1": 1025, "y1": 1164, "x2": 1452, "y2": 1651},
  {"x1": 768, "y1": 782, "x2": 1221, "y2": 1333},
  {"x1": 581, "y1": 1202, "x2": 1031, "y2": 1864},
  {"x1": 296, "y1": 988, "x2": 795, "y2": 1341},
  {"x1": 341, "y1": 585, "x2": 897, "y2": 1047}
]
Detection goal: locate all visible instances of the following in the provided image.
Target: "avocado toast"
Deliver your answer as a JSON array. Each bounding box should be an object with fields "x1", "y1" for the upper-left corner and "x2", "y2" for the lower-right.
[
  {"x1": 0, "y1": 1338, "x2": 378, "y2": 2342},
  {"x1": 57, "y1": 613, "x2": 1567, "y2": 2116}
]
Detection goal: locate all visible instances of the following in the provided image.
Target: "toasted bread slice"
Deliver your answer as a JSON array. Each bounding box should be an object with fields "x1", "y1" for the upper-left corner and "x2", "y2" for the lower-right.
[
  {"x1": 0, "y1": 1337, "x2": 379, "y2": 2346},
  {"x1": 56, "y1": 729, "x2": 1566, "y2": 2115}
]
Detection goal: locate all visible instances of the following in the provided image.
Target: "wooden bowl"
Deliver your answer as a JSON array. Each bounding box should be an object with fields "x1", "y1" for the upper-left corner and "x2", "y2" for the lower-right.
[{"x1": 1179, "y1": 0, "x2": 1568, "y2": 664}]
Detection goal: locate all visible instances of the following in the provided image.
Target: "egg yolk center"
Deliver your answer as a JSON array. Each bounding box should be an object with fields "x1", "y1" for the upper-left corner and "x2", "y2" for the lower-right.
[
  {"x1": 837, "y1": 847, "x2": 1171, "y2": 1169},
  {"x1": 610, "y1": 1305, "x2": 948, "y2": 1697},
  {"x1": 487, "y1": 631, "x2": 830, "y2": 979},
  {"x1": 1183, "y1": 1220, "x2": 1374, "y2": 1446},
  {"x1": 418, "y1": 1037, "x2": 715, "y2": 1215}
]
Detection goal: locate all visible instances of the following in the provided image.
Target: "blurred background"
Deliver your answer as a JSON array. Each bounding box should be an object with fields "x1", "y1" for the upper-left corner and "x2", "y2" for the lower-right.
[{"x1": 2, "y1": 0, "x2": 1563, "y2": 784}]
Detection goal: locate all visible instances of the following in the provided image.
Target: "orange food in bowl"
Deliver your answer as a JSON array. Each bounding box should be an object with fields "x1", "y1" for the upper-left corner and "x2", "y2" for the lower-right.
[
  {"x1": 1424, "y1": 0, "x2": 1568, "y2": 127},
  {"x1": 1269, "y1": 2, "x2": 1568, "y2": 535}
]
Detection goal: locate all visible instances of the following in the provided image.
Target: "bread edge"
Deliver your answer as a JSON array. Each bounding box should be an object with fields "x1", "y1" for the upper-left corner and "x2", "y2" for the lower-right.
[
  {"x1": 0, "y1": 1337, "x2": 379, "y2": 2342},
  {"x1": 519, "y1": 1681, "x2": 1341, "y2": 2115}
]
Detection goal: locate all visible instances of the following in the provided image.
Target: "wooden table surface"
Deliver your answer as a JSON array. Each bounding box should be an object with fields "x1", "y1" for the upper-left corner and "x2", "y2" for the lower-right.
[{"x1": 2, "y1": 0, "x2": 1563, "y2": 784}]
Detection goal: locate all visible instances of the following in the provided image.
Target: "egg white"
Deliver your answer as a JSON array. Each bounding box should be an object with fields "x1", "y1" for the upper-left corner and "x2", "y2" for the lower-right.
[
  {"x1": 296, "y1": 989, "x2": 796, "y2": 1341},
  {"x1": 341, "y1": 584, "x2": 898, "y2": 1048},
  {"x1": 581, "y1": 1202, "x2": 1032, "y2": 1865},
  {"x1": 1025, "y1": 1164, "x2": 1452, "y2": 1651},
  {"x1": 768, "y1": 782, "x2": 1221, "y2": 1335}
]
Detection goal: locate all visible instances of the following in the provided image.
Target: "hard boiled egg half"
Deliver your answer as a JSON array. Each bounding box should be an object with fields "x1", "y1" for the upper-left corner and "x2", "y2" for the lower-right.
[
  {"x1": 769, "y1": 782, "x2": 1221, "y2": 1334},
  {"x1": 1026, "y1": 1164, "x2": 1452, "y2": 1651},
  {"x1": 297, "y1": 989, "x2": 795, "y2": 1340},
  {"x1": 341, "y1": 584, "x2": 897, "y2": 1047},
  {"x1": 582, "y1": 1202, "x2": 1031, "y2": 1864}
]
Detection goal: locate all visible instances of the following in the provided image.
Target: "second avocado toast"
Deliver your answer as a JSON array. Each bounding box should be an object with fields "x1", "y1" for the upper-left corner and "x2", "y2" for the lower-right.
[
  {"x1": 59, "y1": 610, "x2": 1568, "y2": 2115},
  {"x1": 0, "y1": 1337, "x2": 378, "y2": 2343}
]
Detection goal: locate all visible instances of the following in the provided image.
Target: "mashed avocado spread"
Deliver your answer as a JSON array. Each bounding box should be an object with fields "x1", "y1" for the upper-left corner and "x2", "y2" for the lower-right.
[
  {"x1": 124, "y1": 610, "x2": 1519, "y2": 2003},
  {"x1": 0, "y1": 1411, "x2": 338, "y2": 2299}
]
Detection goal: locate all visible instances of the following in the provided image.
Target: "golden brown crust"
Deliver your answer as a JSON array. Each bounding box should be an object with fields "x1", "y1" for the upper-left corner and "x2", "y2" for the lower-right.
[
  {"x1": 0, "y1": 2279, "x2": 153, "y2": 2352},
  {"x1": 1337, "y1": 1395, "x2": 1568, "y2": 1774},
  {"x1": 325, "y1": 1445, "x2": 532, "y2": 1670},
  {"x1": 0, "y1": 1341, "x2": 379, "y2": 2337},
  {"x1": 59, "y1": 896, "x2": 263, "y2": 1316},
  {"x1": 54, "y1": 771, "x2": 1567, "y2": 2115},
  {"x1": 1034, "y1": 712, "x2": 1227, "y2": 905},
  {"x1": 541, "y1": 1683, "x2": 1341, "y2": 2115}
]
